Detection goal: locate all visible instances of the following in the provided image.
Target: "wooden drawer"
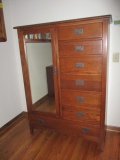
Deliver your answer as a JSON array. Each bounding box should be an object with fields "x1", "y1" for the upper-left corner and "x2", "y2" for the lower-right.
[
  {"x1": 60, "y1": 90, "x2": 101, "y2": 109},
  {"x1": 59, "y1": 40, "x2": 102, "y2": 57},
  {"x1": 59, "y1": 120, "x2": 100, "y2": 139},
  {"x1": 58, "y1": 22, "x2": 102, "y2": 40},
  {"x1": 62, "y1": 105, "x2": 100, "y2": 124},
  {"x1": 30, "y1": 116, "x2": 58, "y2": 129},
  {"x1": 59, "y1": 56, "x2": 102, "y2": 74},
  {"x1": 60, "y1": 74, "x2": 102, "y2": 91}
]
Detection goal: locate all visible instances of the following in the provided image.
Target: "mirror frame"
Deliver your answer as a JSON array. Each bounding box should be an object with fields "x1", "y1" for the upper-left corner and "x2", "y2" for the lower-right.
[{"x1": 17, "y1": 26, "x2": 60, "y2": 118}]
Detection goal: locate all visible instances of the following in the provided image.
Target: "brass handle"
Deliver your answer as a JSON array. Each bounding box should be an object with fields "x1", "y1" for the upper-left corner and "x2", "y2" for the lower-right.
[
  {"x1": 76, "y1": 112, "x2": 84, "y2": 117},
  {"x1": 75, "y1": 46, "x2": 84, "y2": 51},
  {"x1": 75, "y1": 62, "x2": 84, "y2": 68},
  {"x1": 82, "y1": 128, "x2": 90, "y2": 133},
  {"x1": 74, "y1": 28, "x2": 83, "y2": 34},
  {"x1": 37, "y1": 119, "x2": 44, "y2": 124},
  {"x1": 75, "y1": 80, "x2": 84, "y2": 85},
  {"x1": 76, "y1": 96, "x2": 84, "y2": 102}
]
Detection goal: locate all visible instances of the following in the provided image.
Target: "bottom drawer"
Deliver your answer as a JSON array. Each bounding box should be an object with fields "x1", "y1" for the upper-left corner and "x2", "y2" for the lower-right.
[
  {"x1": 29, "y1": 115, "x2": 100, "y2": 142},
  {"x1": 30, "y1": 116, "x2": 58, "y2": 129},
  {"x1": 59, "y1": 120, "x2": 100, "y2": 138}
]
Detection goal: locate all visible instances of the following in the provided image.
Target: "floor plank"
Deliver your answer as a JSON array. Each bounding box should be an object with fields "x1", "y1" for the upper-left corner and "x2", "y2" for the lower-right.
[{"x1": 0, "y1": 115, "x2": 120, "y2": 160}]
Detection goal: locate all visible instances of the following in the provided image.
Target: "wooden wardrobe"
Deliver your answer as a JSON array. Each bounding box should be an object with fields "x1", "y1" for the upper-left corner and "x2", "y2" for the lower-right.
[{"x1": 14, "y1": 15, "x2": 112, "y2": 150}]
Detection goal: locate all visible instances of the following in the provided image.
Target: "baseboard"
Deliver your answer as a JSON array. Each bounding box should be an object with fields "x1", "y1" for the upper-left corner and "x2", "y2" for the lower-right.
[
  {"x1": 33, "y1": 94, "x2": 48, "y2": 108},
  {"x1": 0, "y1": 111, "x2": 28, "y2": 136},
  {"x1": 105, "y1": 125, "x2": 120, "y2": 132}
]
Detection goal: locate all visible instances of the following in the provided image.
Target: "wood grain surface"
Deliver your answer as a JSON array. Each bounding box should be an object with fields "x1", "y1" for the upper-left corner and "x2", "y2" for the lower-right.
[
  {"x1": 0, "y1": 115, "x2": 120, "y2": 160},
  {"x1": 15, "y1": 15, "x2": 112, "y2": 151}
]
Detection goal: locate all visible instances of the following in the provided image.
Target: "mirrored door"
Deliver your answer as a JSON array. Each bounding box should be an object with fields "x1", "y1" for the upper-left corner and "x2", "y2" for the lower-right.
[{"x1": 24, "y1": 32, "x2": 57, "y2": 114}]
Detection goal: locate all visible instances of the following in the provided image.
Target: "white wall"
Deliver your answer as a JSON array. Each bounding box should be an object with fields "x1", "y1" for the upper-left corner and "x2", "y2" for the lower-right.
[
  {"x1": 26, "y1": 43, "x2": 52, "y2": 103},
  {"x1": 1, "y1": 0, "x2": 120, "y2": 127},
  {"x1": 0, "y1": 0, "x2": 23, "y2": 127},
  {"x1": 107, "y1": 24, "x2": 120, "y2": 126}
]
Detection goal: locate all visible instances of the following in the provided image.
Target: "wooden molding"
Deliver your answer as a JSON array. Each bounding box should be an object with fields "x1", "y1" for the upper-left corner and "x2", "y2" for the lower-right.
[
  {"x1": 25, "y1": 39, "x2": 51, "y2": 43},
  {"x1": 0, "y1": 112, "x2": 28, "y2": 136},
  {"x1": 33, "y1": 94, "x2": 48, "y2": 109},
  {"x1": 105, "y1": 125, "x2": 120, "y2": 132}
]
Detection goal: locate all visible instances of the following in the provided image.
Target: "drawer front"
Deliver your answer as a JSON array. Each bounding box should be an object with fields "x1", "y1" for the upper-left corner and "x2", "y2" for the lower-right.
[
  {"x1": 60, "y1": 90, "x2": 101, "y2": 109},
  {"x1": 59, "y1": 57, "x2": 102, "y2": 74},
  {"x1": 62, "y1": 105, "x2": 100, "y2": 124},
  {"x1": 59, "y1": 40, "x2": 102, "y2": 57},
  {"x1": 60, "y1": 74, "x2": 102, "y2": 91},
  {"x1": 30, "y1": 116, "x2": 58, "y2": 128},
  {"x1": 59, "y1": 120, "x2": 100, "y2": 138},
  {"x1": 58, "y1": 22, "x2": 102, "y2": 40}
]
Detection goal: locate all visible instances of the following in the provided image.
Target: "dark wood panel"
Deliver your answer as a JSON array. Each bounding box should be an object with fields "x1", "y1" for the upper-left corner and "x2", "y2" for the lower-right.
[
  {"x1": 58, "y1": 22, "x2": 103, "y2": 40},
  {"x1": 60, "y1": 90, "x2": 101, "y2": 109},
  {"x1": 46, "y1": 65, "x2": 54, "y2": 96},
  {"x1": 59, "y1": 56, "x2": 102, "y2": 74},
  {"x1": 58, "y1": 40, "x2": 103, "y2": 57},
  {"x1": 60, "y1": 74, "x2": 102, "y2": 91}
]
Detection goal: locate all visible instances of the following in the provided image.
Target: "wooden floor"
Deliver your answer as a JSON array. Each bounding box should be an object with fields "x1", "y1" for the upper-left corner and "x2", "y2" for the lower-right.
[
  {"x1": 34, "y1": 96, "x2": 56, "y2": 113},
  {"x1": 0, "y1": 114, "x2": 120, "y2": 160}
]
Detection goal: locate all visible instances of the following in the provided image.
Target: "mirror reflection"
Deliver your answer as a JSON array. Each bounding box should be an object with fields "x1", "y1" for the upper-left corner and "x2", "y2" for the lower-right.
[{"x1": 25, "y1": 32, "x2": 56, "y2": 113}]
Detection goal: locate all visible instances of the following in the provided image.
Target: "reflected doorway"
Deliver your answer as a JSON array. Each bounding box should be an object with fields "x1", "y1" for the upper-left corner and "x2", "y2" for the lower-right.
[{"x1": 25, "y1": 33, "x2": 56, "y2": 113}]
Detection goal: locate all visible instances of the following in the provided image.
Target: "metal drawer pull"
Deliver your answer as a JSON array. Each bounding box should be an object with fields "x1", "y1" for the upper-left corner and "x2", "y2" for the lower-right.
[
  {"x1": 82, "y1": 128, "x2": 90, "y2": 133},
  {"x1": 74, "y1": 28, "x2": 83, "y2": 34},
  {"x1": 75, "y1": 80, "x2": 84, "y2": 85},
  {"x1": 76, "y1": 96, "x2": 84, "y2": 102},
  {"x1": 37, "y1": 119, "x2": 44, "y2": 124},
  {"x1": 53, "y1": 66, "x2": 56, "y2": 74},
  {"x1": 75, "y1": 62, "x2": 84, "y2": 68},
  {"x1": 75, "y1": 46, "x2": 84, "y2": 51},
  {"x1": 76, "y1": 112, "x2": 84, "y2": 117}
]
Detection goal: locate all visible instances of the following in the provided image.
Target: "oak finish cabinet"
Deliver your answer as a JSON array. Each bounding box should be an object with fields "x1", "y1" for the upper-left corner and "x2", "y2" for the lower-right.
[{"x1": 14, "y1": 15, "x2": 112, "y2": 150}]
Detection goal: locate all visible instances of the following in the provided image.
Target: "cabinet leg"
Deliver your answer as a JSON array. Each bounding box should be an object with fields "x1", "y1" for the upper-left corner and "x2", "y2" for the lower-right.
[
  {"x1": 30, "y1": 126, "x2": 34, "y2": 134},
  {"x1": 97, "y1": 141, "x2": 105, "y2": 151}
]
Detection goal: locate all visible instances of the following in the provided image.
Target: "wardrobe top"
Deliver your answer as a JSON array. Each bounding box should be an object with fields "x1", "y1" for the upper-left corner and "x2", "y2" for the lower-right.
[{"x1": 14, "y1": 15, "x2": 112, "y2": 30}]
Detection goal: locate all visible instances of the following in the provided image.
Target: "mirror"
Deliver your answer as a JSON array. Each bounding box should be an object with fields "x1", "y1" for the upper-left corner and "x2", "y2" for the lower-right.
[{"x1": 24, "y1": 32, "x2": 56, "y2": 114}]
